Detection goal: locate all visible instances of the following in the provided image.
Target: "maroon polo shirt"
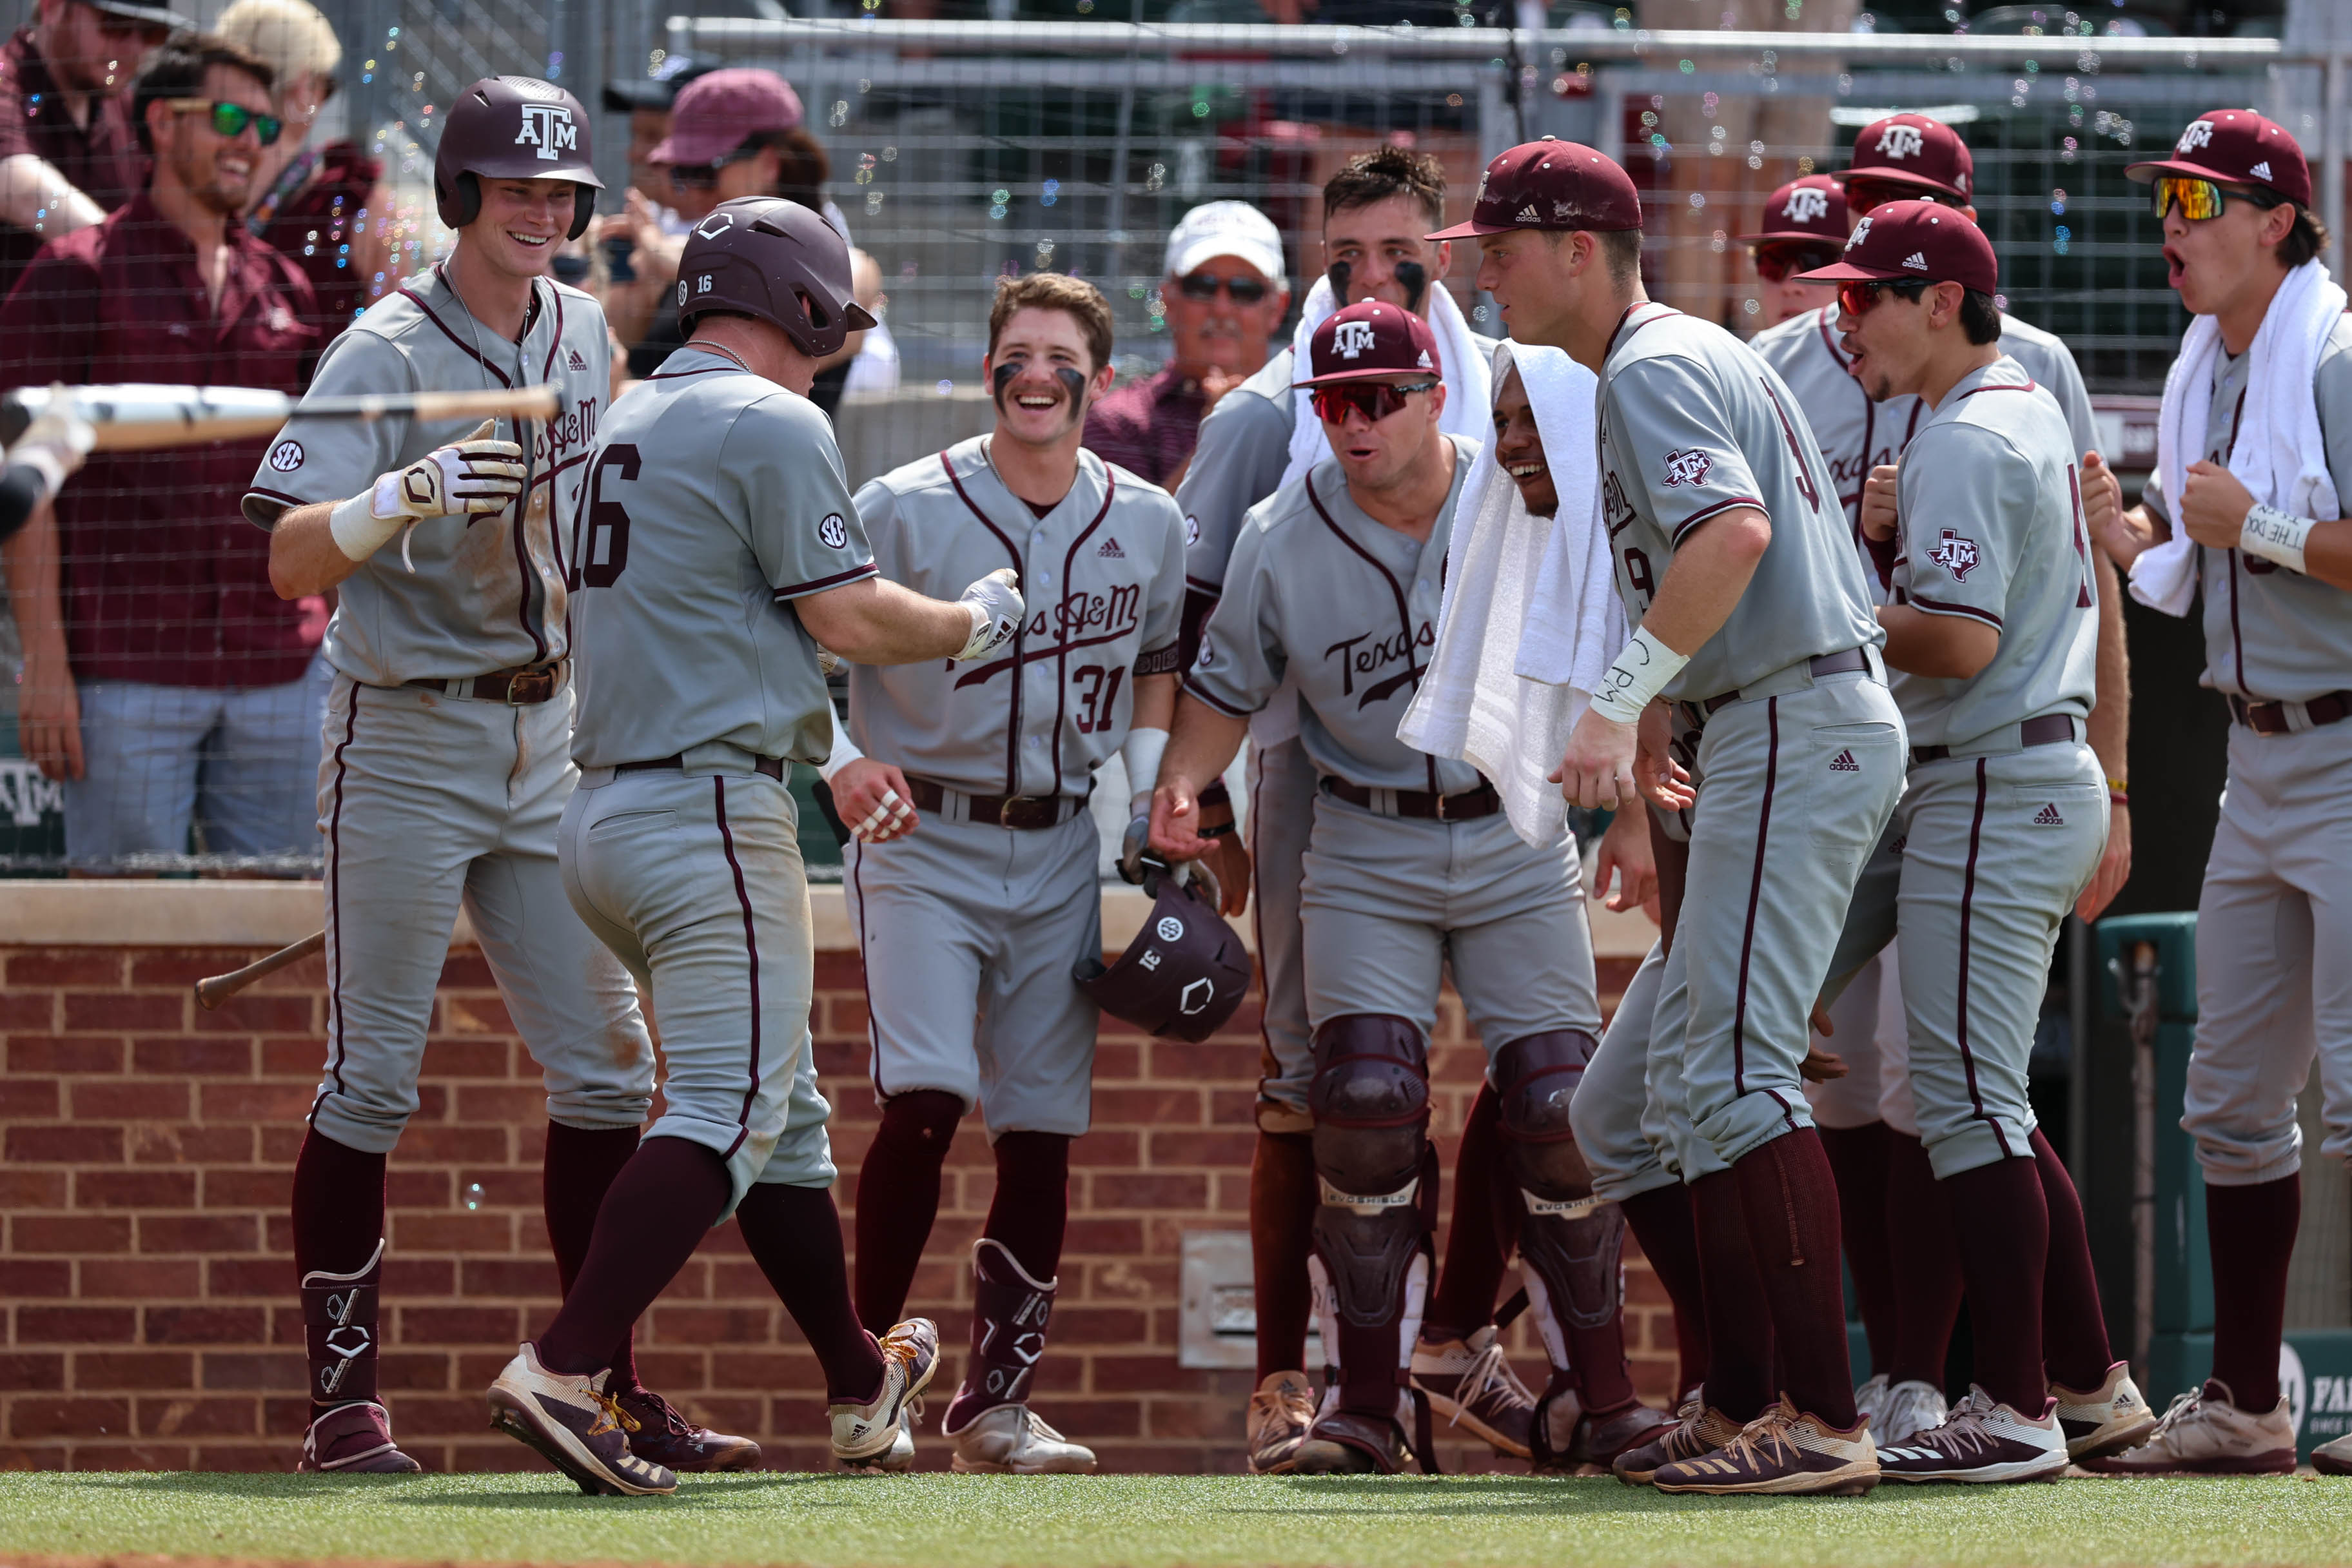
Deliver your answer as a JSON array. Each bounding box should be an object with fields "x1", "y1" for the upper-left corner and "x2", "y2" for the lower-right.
[
  {"x1": 0, "y1": 29, "x2": 146, "y2": 305},
  {"x1": 1083, "y1": 364, "x2": 1209, "y2": 489},
  {"x1": 0, "y1": 192, "x2": 322, "y2": 689},
  {"x1": 249, "y1": 139, "x2": 389, "y2": 342}
]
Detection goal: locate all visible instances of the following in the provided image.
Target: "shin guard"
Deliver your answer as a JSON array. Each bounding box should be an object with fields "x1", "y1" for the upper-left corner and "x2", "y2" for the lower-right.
[
  {"x1": 302, "y1": 1237, "x2": 385, "y2": 1409},
  {"x1": 943, "y1": 1237, "x2": 1056, "y2": 1432}
]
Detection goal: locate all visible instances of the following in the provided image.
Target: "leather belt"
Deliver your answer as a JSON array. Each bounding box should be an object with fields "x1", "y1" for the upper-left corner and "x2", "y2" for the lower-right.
[
  {"x1": 616, "y1": 754, "x2": 785, "y2": 781},
  {"x1": 1320, "y1": 776, "x2": 1502, "y2": 821},
  {"x1": 406, "y1": 661, "x2": 565, "y2": 705},
  {"x1": 1682, "y1": 647, "x2": 1872, "y2": 725},
  {"x1": 906, "y1": 777, "x2": 1083, "y2": 829},
  {"x1": 2229, "y1": 690, "x2": 2352, "y2": 736},
  {"x1": 1910, "y1": 712, "x2": 2077, "y2": 766}
]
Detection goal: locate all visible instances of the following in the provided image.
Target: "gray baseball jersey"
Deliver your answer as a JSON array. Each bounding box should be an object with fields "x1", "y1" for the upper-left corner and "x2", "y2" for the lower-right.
[
  {"x1": 244, "y1": 264, "x2": 611, "y2": 685},
  {"x1": 2140, "y1": 314, "x2": 2352, "y2": 705},
  {"x1": 1888, "y1": 357, "x2": 2099, "y2": 752},
  {"x1": 568, "y1": 347, "x2": 872, "y2": 772},
  {"x1": 1177, "y1": 347, "x2": 1297, "y2": 600},
  {"x1": 850, "y1": 435, "x2": 1187, "y2": 801},
  {"x1": 1185, "y1": 442, "x2": 1480, "y2": 794},
  {"x1": 1598, "y1": 303, "x2": 1883, "y2": 700}
]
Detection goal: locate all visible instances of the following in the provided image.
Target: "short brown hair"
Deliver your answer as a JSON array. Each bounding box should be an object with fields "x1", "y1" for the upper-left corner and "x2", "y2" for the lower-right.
[
  {"x1": 2280, "y1": 204, "x2": 2331, "y2": 268},
  {"x1": 1597, "y1": 228, "x2": 1643, "y2": 286},
  {"x1": 133, "y1": 35, "x2": 275, "y2": 157},
  {"x1": 1323, "y1": 145, "x2": 1447, "y2": 230},
  {"x1": 988, "y1": 272, "x2": 1114, "y2": 373}
]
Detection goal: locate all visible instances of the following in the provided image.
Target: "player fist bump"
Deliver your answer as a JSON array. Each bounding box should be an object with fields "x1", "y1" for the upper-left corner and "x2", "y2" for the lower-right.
[
  {"x1": 331, "y1": 419, "x2": 525, "y2": 564},
  {"x1": 954, "y1": 567, "x2": 1026, "y2": 662}
]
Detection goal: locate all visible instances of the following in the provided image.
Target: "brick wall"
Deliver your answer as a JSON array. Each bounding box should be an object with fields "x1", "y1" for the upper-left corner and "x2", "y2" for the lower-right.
[{"x1": 0, "y1": 940, "x2": 1661, "y2": 1473}]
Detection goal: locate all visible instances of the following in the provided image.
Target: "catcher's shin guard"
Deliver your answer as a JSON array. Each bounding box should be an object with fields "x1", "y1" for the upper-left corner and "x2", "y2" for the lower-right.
[
  {"x1": 302, "y1": 1237, "x2": 386, "y2": 1408},
  {"x1": 943, "y1": 1237, "x2": 1057, "y2": 1431}
]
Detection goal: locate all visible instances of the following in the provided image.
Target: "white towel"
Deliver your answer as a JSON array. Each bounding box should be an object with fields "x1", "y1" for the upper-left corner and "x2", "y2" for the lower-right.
[
  {"x1": 1280, "y1": 273, "x2": 1493, "y2": 489},
  {"x1": 2132, "y1": 257, "x2": 2345, "y2": 616},
  {"x1": 1398, "y1": 339, "x2": 1623, "y2": 848}
]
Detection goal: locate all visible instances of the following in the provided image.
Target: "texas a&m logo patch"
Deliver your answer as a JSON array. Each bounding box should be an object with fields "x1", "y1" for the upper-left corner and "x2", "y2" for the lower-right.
[
  {"x1": 1927, "y1": 527, "x2": 1981, "y2": 580},
  {"x1": 1661, "y1": 449, "x2": 1712, "y2": 488}
]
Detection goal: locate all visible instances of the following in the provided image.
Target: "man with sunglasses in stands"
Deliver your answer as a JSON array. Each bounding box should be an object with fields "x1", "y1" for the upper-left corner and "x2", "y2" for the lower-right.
[
  {"x1": 1085, "y1": 201, "x2": 1290, "y2": 491},
  {"x1": 2079, "y1": 110, "x2": 2352, "y2": 1480},
  {"x1": 1152, "y1": 299, "x2": 1622, "y2": 1476}
]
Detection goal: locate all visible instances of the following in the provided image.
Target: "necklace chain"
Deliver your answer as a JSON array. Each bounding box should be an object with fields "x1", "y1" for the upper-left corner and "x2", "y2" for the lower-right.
[{"x1": 686, "y1": 338, "x2": 756, "y2": 375}]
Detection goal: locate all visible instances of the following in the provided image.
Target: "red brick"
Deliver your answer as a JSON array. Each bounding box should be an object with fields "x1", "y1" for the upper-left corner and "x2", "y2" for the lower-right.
[
  {"x1": 190, "y1": 994, "x2": 311, "y2": 1034},
  {"x1": 0, "y1": 1353, "x2": 66, "y2": 1389},
  {"x1": 0, "y1": 1260, "x2": 73, "y2": 1296},
  {"x1": 1144, "y1": 1128, "x2": 1257, "y2": 1166},
  {"x1": 457, "y1": 1258, "x2": 556, "y2": 1297},
  {"x1": 451, "y1": 1169, "x2": 536, "y2": 1206},
  {"x1": 6, "y1": 1125, "x2": 124, "y2": 1163},
  {"x1": 394, "y1": 1126, "x2": 512, "y2": 1162},
  {"x1": 437, "y1": 951, "x2": 497, "y2": 989},
  {"x1": 62, "y1": 992, "x2": 184, "y2": 1031},
  {"x1": 382, "y1": 1258, "x2": 456, "y2": 1297},
  {"x1": 1088, "y1": 1088, "x2": 1208, "y2": 1126},
  {"x1": 9, "y1": 950, "x2": 127, "y2": 986},
  {"x1": 435, "y1": 995, "x2": 514, "y2": 1035},
  {"x1": 10, "y1": 1398, "x2": 130, "y2": 1437},
  {"x1": 137, "y1": 1215, "x2": 261, "y2": 1254},
  {"x1": 195, "y1": 1082, "x2": 319, "y2": 1122},
  {"x1": 144, "y1": 1306, "x2": 266, "y2": 1343},
  {"x1": 0, "y1": 1076, "x2": 60, "y2": 1117},
  {"x1": 647, "y1": 1307, "x2": 774, "y2": 1344},
  {"x1": 200, "y1": 1168, "x2": 289, "y2": 1208},
  {"x1": 1089, "y1": 1172, "x2": 1209, "y2": 1210},
  {"x1": 1091, "y1": 1356, "x2": 1213, "y2": 1393},
  {"x1": 68, "y1": 1081, "x2": 191, "y2": 1120},
  {"x1": 17, "y1": 1306, "x2": 137, "y2": 1343},
  {"x1": 81, "y1": 1260, "x2": 204, "y2": 1299},
  {"x1": 132, "y1": 1036, "x2": 255, "y2": 1075},
  {"x1": 376, "y1": 1352, "x2": 455, "y2": 1391},
  {"x1": 396, "y1": 1307, "x2": 520, "y2": 1343},
  {"x1": 261, "y1": 1039, "x2": 324, "y2": 1076},
  {"x1": 420, "y1": 1040, "x2": 513, "y2": 1078},
  {"x1": 133, "y1": 1124, "x2": 257, "y2": 1165},
  {"x1": 137, "y1": 1396, "x2": 259, "y2": 1436},
  {"x1": 0, "y1": 992, "x2": 62, "y2": 1030},
  {"x1": 1068, "y1": 1130, "x2": 1142, "y2": 1168},
  {"x1": 391, "y1": 1213, "x2": 514, "y2": 1252},
  {"x1": 0, "y1": 1168, "x2": 68, "y2": 1207},
  {"x1": 12, "y1": 1214, "x2": 130, "y2": 1253},
  {"x1": 75, "y1": 1170, "x2": 197, "y2": 1208},
  {"x1": 1039, "y1": 1398, "x2": 1141, "y2": 1437},
  {"x1": 7, "y1": 1034, "x2": 119, "y2": 1072},
  {"x1": 204, "y1": 1258, "x2": 289, "y2": 1298},
  {"x1": 200, "y1": 1353, "x2": 305, "y2": 1391}
]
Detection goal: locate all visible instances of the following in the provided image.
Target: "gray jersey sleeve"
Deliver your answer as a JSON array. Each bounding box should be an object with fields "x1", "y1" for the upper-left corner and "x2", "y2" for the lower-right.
[
  {"x1": 1178, "y1": 356, "x2": 1295, "y2": 595},
  {"x1": 730, "y1": 394, "x2": 874, "y2": 600},
  {"x1": 1603, "y1": 354, "x2": 1772, "y2": 546},
  {"x1": 1184, "y1": 504, "x2": 1284, "y2": 716},
  {"x1": 244, "y1": 322, "x2": 413, "y2": 523}
]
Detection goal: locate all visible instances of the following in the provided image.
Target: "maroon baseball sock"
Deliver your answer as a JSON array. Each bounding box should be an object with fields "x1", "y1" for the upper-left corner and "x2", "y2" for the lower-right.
[
  {"x1": 292, "y1": 1129, "x2": 388, "y2": 1416},
  {"x1": 851, "y1": 1089, "x2": 962, "y2": 1329},
  {"x1": 1936, "y1": 1154, "x2": 2048, "y2": 1413},
  {"x1": 1690, "y1": 1171, "x2": 1776, "y2": 1421},
  {"x1": 544, "y1": 1122, "x2": 643, "y2": 1393},
  {"x1": 1251, "y1": 1130, "x2": 1318, "y2": 1380},
  {"x1": 1621, "y1": 1183, "x2": 1710, "y2": 1395},
  {"x1": 2207, "y1": 1172, "x2": 2301, "y2": 1411},
  {"x1": 1886, "y1": 1132, "x2": 1963, "y2": 1387},
  {"x1": 983, "y1": 1132, "x2": 1071, "y2": 1282},
  {"x1": 535, "y1": 1137, "x2": 729, "y2": 1378},
  {"x1": 1818, "y1": 1122, "x2": 1898, "y2": 1377},
  {"x1": 1426, "y1": 1083, "x2": 1511, "y2": 1342},
  {"x1": 2030, "y1": 1129, "x2": 2115, "y2": 1389},
  {"x1": 1730, "y1": 1130, "x2": 1856, "y2": 1427},
  {"x1": 738, "y1": 1182, "x2": 887, "y2": 1403}
]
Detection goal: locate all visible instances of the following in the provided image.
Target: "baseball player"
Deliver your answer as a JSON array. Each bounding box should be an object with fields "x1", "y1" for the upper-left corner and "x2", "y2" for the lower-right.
[
  {"x1": 1152, "y1": 300, "x2": 1631, "y2": 1477},
  {"x1": 830, "y1": 271, "x2": 1187, "y2": 1475},
  {"x1": 482, "y1": 198, "x2": 1023, "y2": 1496},
  {"x1": 1740, "y1": 173, "x2": 1846, "y2": 331},
  {"x1": 2080, "y1": 110, "x2": 2352, "y2": 1478},
  {"x1": 244, "y1": 77, "x2": 747, "y2": 1476},
  {"x1": 1175, "y1": 145, "x2": 1536, "y2": 1474},
  {"x1": 1465, "y1": 138, "x2": 1904, "y2": 1495},
  {"x1": 1790, "y1": 204, "x2": 2142, "y2": 1482}
]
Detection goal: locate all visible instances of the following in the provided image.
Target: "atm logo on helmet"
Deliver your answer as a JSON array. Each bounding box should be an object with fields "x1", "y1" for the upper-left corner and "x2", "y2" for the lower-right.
[{"x1": 515, "y1": 103, "x2": 578, "y2": 161}]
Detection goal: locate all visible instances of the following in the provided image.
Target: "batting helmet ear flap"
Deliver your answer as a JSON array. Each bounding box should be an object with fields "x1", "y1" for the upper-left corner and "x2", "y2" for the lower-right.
[
  {"x1": 567, "y1": 183, "x2": 595, "y2": 241},
  {"x1": 436, "y1": 169, "x2": 482, "y2": 230}
]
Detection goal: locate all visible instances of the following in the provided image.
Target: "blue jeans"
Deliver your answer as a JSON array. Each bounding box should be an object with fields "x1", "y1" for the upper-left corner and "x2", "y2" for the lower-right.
[{"x1": 64, "y1": 654, "x2": 331, "y2": 870}]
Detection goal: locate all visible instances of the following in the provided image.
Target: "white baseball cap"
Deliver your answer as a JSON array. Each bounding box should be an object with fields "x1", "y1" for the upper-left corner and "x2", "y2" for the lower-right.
[{"x1": 1164, "y1": 201, "x2": 1286, "y2": 287}]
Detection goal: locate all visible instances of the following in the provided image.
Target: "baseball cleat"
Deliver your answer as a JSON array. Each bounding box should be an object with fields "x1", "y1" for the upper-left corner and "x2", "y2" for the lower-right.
[
  {"x1": 946, "y1": 1402, "x2": 1098, "y2": 1474},
  {"x1": 1854, "y1": 1372, "x2": 1891, "y2": 1433},
  {"x1": 832, "y1": 1317, "x2": 941, "y2": 1472},
  {"x1": 297, "y1": 1400, "x2": 423, "y2": 1474},
  {"x1": 1876, "y1": 1387, "x2": 2071, "y2": 1484},
  {"x1": 1245, "y1": 1370, "x2": 1318, "y2": 1475},
  {"x1": 1651, "y1": 1398, "x2": 1880, "y2": 1496},
  {"x1": 1410, "y1": 1326, "x2": 1536, "y2": 1459},
  {"x1": 1291, "y1": 1406, "x2": 1409, "y2": 1475},
  {"x1": 1875, "y1": 1377, "x2": 1950, "y2": 1447},
  {"x1": 1611, "y1": 1393, "x2": 1744, "y2": 1486},
  {"x1": 486, "y1": 1342, "x2": 677, "y2": 1496},
  {"x1": 2076, "y1": 1379, "x2": 2297, "y2": 1475},
  {"x1": 616, "y1": 1386, "x2": 761, "y2": 1473},
  {"x1": 2311, "y1": 1431, "x2": 2352, "y2": 1476},
  {"x1": 2050, "y1": 1360, "x2": 2157, "y2": 1462},
  {"x1": 1544, "y1": 1396, "x2": 1680, "y2": 1473}
]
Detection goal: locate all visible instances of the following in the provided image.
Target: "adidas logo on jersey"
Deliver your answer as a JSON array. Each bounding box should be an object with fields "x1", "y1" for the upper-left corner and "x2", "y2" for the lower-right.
[
  {"x1": 1829, "y1": 749, "x2": 1860, "y2": 772},
  {"x1": 567, "y1": 348, "x2": 588, "y2": 371},
  {"x1": 2034, "y1": 803, "x2": 2065, "y2": 825},
  {"x1": 1902, "y1": 251, "x2": 1930, "y2": 270},
  {"x1": 1098, "y1": 536, "x2": 1125, "y2": 558}
]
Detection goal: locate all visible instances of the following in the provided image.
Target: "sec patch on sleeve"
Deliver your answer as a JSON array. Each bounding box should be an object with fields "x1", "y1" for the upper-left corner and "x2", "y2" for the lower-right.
[
  {"x1": 1663, "y1": 448, "x2": 1714, "y2": 487},
  {"x1": 818, "y1": 512, "x2": 848, "y2": 549},
  {"x1": 268, "y1": 439, "x2": 304, "y2": 472}
]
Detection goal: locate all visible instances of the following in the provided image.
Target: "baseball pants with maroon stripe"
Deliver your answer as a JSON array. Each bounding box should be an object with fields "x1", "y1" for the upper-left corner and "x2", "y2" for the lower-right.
[
  {"x1": 558, "y1": 764, "x2": 837, "y2": 1214},
  {"x1": 309, "y1": 674, "x2": 654, "y2": 1157}
]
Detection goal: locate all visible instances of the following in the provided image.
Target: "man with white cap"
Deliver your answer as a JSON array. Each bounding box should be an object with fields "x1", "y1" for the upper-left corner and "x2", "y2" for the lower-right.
[{"x1": 1084, "y1": 199, "x2": 1289, "y2": 490}]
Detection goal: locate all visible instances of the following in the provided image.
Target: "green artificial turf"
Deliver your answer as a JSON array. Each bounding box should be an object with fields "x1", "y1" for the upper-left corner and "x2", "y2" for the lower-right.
[{"x1": 3, "y1": 1471, "x2": 2350, "y2": 1568}]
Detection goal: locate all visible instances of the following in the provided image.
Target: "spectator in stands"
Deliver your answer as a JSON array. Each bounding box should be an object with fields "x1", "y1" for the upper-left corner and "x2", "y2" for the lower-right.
[
  {"x1": 843, "y1": 246, "x2": 899, "y2": 396},
  {"x1": 0, "y1": 0, "x2": 183, "y2": 304},
  {"x1": 602, "y1": 52, "x2": 712, "y2": 237},
  {"x1": 219, "y1": 0, "x2": 402, "y2": 339},
  {"x1": 0, "y1": 34, "x2": 325, "y2": 873},
  {"x1": 1084, "y1": 199, "x2": 1288, "y2": 489}
]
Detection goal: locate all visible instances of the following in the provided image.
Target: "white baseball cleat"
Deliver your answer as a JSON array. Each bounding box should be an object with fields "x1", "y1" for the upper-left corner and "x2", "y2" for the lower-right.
[
  {"x1": 2051, "y1": 1360, "x2": 2157, "y2": 1461},
  {"x1": 1876, "y1": 1386, "x2": 2071, "y2": 1484},
  {"x1": 946, "y1": 1402, "x2": 1099, "y2": 1474},
  {"x1": 486, "y1": 1342, "x2": 677, "y2": 1496},
  {"x1": 831, "y1": 1317, "x2": 940, "y2": 1473},
  {"x1": 2077, "y1": 1380, "x2": 2297, "y2": 1475},
  {"x1": 1854, "y1": 1373, "x2": 1891, "y2": 1434},
  {"x1": 2311, "y1": 1430, "x2": 2352, "y2": 1476},
  {"x1": 1876, "y1": 1378, "x2": 1949, "y2": 1447}
]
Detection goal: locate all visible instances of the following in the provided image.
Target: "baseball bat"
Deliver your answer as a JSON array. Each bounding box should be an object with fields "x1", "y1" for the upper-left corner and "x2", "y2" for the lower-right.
[
  {"x1": 0, "y1": 384, "x2": 567, "y2": 452},
  {"x1": 195, "y1": 930, "x2": 326, "y2": 1010}
]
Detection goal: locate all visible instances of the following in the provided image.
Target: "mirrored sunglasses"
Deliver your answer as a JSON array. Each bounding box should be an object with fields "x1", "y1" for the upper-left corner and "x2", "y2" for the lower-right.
[
  {"x1": 1309, "y1": 378, "x2": 1437, "y2": 426},
  {"x1": 1836, "y1": 279, "x2": 1930, "y2": 318},
  {"x1": 2151, "y1": 175, "x2": 2282, "y2": 223},
  {"x1": 164, "y1": 99, "x2": 283, "y2": 146}
]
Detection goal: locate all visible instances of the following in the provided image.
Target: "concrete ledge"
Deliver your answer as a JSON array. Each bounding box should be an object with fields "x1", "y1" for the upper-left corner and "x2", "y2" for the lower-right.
[{"x1": 0, "y1": 879, "x2": 1656, "y2": 957}]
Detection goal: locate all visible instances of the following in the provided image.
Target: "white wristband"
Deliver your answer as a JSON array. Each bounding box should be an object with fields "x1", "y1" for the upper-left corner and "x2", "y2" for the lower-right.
[
  {"x1": 818, "y1": 721, "x2": 864, "y2": 783},
  {"x1": 1121, "y1": 725, "x2": 1168, "y2": 813},
  {"x1": 329, "y1": 491, "x2": 406, "y2": 563},
  {"x1": 12, "y1": 446, "x2": 66, "y2": 504},
  {"x1": 1588, "y1": 625, "x2": 1690, "y2": 727},
  {"x1": 2241, "y1": 502, "x2": 2315, "y2": 576}
]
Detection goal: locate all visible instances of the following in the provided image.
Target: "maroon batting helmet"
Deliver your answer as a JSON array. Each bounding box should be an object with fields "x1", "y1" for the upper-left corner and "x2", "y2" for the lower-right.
[
  {"x1": 1073, "y1": 868, "x2": 1251, "y2": 1044},
  {"x1": 673, "y1": 197, "x2": 876, "y2": 358},
  {"x1": 433, "y1": 76, "x2": 603, "y2": 240}
]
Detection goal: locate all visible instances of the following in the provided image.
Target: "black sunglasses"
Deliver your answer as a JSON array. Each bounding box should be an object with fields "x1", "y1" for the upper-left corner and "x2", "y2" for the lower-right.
[
  {"x1": 1754, "y1": 244, "x2": 1839, "y2": 284},
  {"x1": 1177, "y1": 271, "x2": 1271, "y2": 305},
  {"x1": 164, "y1": 98, "x2": 284, "y2": 146},
  {"x1": 666, "y1": 148, "x2": 762, "y2": 190}
]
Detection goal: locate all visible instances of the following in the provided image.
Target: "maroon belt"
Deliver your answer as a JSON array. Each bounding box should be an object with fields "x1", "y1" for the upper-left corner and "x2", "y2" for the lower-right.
[
  {"x1": 2228, "y1": 691, "x2": 2352, "y2": 736},
  {"x1": 1320, "y1": 776, "x2": 1502, "y2": 821},
  {"x1": 1681, "y1": 647, "x2": 1872, "y2": 726},
  {"x1": 616, "y1": 754, "x2": 785, "y2": 781},
  {"x1": 906, "y1": 778, "x2": 1083, "y2": 829},
  {"x1": 1910, "y1": 712, "x2": 2077, "y2": 765},
  {"x1": 407, "y1": 661, "x2": 565, "y2": 705}
]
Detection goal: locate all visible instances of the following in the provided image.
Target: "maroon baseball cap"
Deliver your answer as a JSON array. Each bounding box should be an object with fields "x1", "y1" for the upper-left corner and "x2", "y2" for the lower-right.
[
  {"x1": 2126, "y1": 109, "x2": 2313, "y2": 209},
  {"x1": 1739, "y1": 175, "x2": 1849, "y2": 245},
  {"x1": 1294, "y1": 301, "x2": 1442, "y2": 387},
  {"x1": 1426, "y1": 137, "x2": 1642, "y2": 240},
  {"x1": 650, "y1": 68, "x2": 804, "y2": 168},
  {"x1": 1836, "y1": 113, "x2": 1974, "y2": 204},
  {"x1": 1796, "y1": 200, "x2": 1997, "y2": 296}
]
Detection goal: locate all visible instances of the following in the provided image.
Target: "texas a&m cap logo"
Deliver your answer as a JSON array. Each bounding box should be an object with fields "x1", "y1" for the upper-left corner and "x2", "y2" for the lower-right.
[{"x1": 2126, "y1": 108, "x2": 2311, "y2": 208}]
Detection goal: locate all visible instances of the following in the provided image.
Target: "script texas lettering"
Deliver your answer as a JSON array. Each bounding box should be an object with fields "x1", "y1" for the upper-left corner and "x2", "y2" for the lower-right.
[{"x1": 1324, "y1": 620, "x2": 1436, "y2": 708}]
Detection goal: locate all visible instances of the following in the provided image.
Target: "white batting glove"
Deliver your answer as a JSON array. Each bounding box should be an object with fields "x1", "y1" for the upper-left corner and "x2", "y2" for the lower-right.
[
  {"x1": 373, "y1": 418, "x2": 526, "y2": 522},
  {"x1": 954, "y1": 567, "x2": 1025, "y2": 662},
  {"x1": 9, "y1": 407, "x2": 94, "y2": 503}
]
